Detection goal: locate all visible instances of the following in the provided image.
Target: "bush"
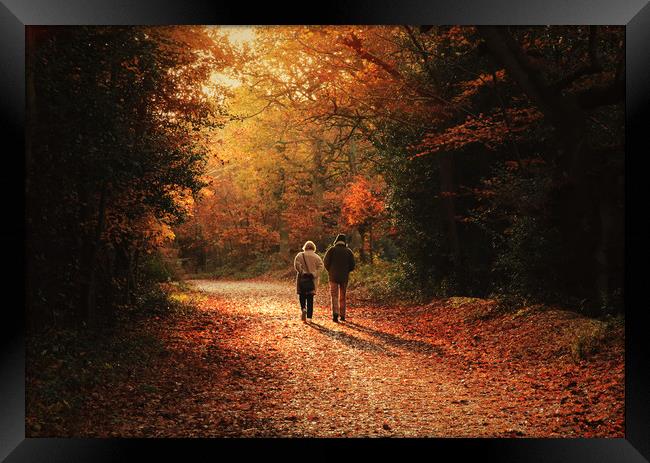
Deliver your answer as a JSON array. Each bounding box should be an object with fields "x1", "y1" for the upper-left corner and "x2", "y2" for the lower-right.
[
  {"x1": 570, "y1": 325, "x2": 605, "y2": 361},
  {"x1": 492, "y1": 215, "x2": 565, "y2": 304},
  {"x1": 132, "y1": 282, "x2": 195, "y2": 318},
  {"x1": 347, "y1": 258, "x2": 426, "y2": 304},
  {"x1": 209, "y1": 257, "x2": 273, "y2": 280},
  {"x1": 242, "y1": 258, "x2": 273, "y2": 277},
  {"x1": 141, "y1": 252, "x2": 178, "y2": 283},
  {"x1": 568, "y1": 317, "x2": 621, "y2": 362}
]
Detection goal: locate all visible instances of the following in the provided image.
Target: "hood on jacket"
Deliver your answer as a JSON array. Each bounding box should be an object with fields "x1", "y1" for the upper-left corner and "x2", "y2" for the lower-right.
[{"x1": 334, "y1": 233, "x2": 346, "y2": 245}]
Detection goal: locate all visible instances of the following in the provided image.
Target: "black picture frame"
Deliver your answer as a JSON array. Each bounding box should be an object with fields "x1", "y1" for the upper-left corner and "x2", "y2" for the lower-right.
[{"x1": 2, "y1": 0, "x2": 648, "y2": 461}]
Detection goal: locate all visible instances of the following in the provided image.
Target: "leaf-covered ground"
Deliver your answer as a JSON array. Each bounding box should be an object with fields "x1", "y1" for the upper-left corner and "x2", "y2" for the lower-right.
[{"x1": 26, "y1": 279, "x2": 624, "y2": 437}]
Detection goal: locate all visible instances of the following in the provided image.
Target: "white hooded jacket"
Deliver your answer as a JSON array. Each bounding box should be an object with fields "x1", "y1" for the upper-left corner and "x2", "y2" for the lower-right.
[{"x1": 293, "y1": 249, "x2": 325, "y2": 293}]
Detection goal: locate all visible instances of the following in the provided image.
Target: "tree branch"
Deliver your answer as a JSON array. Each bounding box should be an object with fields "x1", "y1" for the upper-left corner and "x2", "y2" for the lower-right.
[
  {"x1": 549, "y1": 26, "x2": 603, "y2": 92},
  {"x1": 575, "y1": 79, "x2": 624, "y2": 110}
]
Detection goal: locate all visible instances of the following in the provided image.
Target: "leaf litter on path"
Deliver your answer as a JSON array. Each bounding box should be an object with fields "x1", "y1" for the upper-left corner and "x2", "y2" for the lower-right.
[{"x1": 29, "y1": 279, "x2": 624, "y2": 437}]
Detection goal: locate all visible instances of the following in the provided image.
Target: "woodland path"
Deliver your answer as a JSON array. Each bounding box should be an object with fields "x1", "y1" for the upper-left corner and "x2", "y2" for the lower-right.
[
  {"x1": 85, "y1": 278, "x2": 621, "y2": 438},
  {"x1": 185, "y1": 279, "x2": 473, "y2": 437}
]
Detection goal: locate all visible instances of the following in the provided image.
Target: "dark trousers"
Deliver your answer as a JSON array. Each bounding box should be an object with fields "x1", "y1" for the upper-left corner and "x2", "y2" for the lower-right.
[{"x1": 299, "y1": 293, "x2": 314, "y2": 318}]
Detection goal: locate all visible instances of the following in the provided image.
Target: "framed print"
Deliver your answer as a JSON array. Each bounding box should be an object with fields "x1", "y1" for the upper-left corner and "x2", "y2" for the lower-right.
[{"x1": 2, "y1": 0, "x2": 649, "y2": 461}]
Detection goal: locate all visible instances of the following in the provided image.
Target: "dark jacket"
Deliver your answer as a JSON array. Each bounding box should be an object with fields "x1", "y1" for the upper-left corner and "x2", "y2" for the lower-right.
[{"x1": 323, "y1": 242, "x2": 356, "y2": 284}]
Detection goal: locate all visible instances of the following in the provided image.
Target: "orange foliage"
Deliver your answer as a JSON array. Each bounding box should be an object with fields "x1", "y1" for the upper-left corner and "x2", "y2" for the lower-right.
[
  {"x1": 453, "y1": 69, "x2": 506, "y2": 104},
  {"x1": 413, "y1": 107, "x2": 544, "y2": 157},
  {"x1": 341, "y1": 176, "x2": 386, "y2": 228}
]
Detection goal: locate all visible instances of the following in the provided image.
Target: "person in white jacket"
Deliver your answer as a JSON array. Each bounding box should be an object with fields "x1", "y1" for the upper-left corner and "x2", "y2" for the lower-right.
[{"x1": 294, "y1": 240, "x2": 324, "y2": 322}]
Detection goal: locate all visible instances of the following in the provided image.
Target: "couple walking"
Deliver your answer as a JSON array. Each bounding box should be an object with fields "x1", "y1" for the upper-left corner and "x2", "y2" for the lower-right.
[{"x1": 293, "y1": 233, "x2": 356, "y2": 323}]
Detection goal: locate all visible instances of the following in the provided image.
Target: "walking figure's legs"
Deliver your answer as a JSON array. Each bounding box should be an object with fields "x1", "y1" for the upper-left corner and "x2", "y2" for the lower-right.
[
  {"x1": 299, "y1": 294, "x2": 307, "y2": 321},
  {"x1": 329, "y1": 282, "x2": 339, "y2": 316},
  {"x1": 339, "y1": 282, "x2": 347, "y2": 320}
]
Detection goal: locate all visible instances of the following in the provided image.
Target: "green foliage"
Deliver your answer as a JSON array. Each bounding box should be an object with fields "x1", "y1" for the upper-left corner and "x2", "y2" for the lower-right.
[
  {"x1": 375, "y1": 123, "x2": 496, "y2": 300},
  {"x1": 26, "y1": 282, "x2": 189, "y2": 435},
  {"x1": 491, "y1": 216, "x2": 564, "y2": 301},
  {"x1": 189, "y1": 255, "x2": 285, "y2": 280},
  {"x1": 129, "y1": 282, "x2": 196, "y2": 318},
  {"x1": 141, "y1": 252, "x2": 179, "y2": 283},
  {"x1": 469, "y1": 160, "x2": 601, "y2": 311},
  {"x1": 347, "y1": 259, "x2": 427, "y2": 304}
]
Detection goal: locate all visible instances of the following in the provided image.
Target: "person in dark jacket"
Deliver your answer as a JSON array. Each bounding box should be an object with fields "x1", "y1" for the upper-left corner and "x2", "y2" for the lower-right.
[{"x1": 323, "y1": 233, "x2": 356, "y2": 322}]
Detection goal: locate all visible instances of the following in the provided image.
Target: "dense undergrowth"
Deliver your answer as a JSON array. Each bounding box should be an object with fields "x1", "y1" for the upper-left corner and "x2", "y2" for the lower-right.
[{"x1": 26, "y1": 281, "x2": 197, "y2": 436}]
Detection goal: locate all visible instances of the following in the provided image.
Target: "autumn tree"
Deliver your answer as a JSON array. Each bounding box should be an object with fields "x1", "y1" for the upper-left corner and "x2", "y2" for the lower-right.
[
  {"x1": 327, "y1": 25, "x2": 623, "y2": 311},
  {"x1": 26, "y1": 26, "x2": 232, "y2": 328},
  {"x1": 169, "y1": 25, "x2": 623, "y2": 314},
  {"x1": 341, "y1": 176, "x2": 386, "y2": 263},
  {"x1": 475, "y1": 26, "x2": 625, "y2": 313}
]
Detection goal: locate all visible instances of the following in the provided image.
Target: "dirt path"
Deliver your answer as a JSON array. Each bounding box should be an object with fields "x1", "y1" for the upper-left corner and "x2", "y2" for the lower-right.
[
  {"x1": 186, "y1": 279, "x2": 465, "y2": 437},
  {"x1": 83, "y1": 279, "x2": 623, "y2": 438},
  {"x1": 109, "y1": 279, "x2": 620, "y2": 438}
]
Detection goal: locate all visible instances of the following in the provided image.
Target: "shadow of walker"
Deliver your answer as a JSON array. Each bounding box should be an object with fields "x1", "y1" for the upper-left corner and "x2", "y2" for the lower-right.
[
  {"x1": 307, "y1": 322, "x2": 396, "y2": 356},
  {"x1": 344, "y1": 321, "x2": 444, "y2": 356}
]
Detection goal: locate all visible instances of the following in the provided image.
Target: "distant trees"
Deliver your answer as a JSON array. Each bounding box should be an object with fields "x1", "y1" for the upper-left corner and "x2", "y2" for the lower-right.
[{"x1": 176, "y1": 25, "x2": 624, "y2": 315}]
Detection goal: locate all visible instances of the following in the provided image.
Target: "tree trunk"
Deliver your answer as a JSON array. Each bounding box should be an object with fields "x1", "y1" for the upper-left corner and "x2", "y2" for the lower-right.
[
  {"x1": 438, "y1": 152, "x2": 461, "y2": 265},
  {"x1": 115, "y1": 243, "x2": 129, "y2": 305},
  {"x1": 311, "y1": 139, "x2": 326, "y2": 239},
  {"x1": 83, "y1": 184, "x2": 108, "y2": 328},
  {"x1": 368, "y1": 224, "x2": 374, "y2": 264},
  {"x1": 348, "y1": 138, "x2": 359, "y2": 175},
  {"x1": 133, "y1": 248, "x2": 140, "y2": 292},
  {"x1": 276, "y1": 167, "x2": 290, "y2": 262},
  {"x1": 595, "y1": 197, "x2": 614, "y2": 312},
  {"x1": 278, "y1": 216, "x2": 290, "y2": 262},
  {"x1": 478, "y1": 26, "x2": 608, "y2": 313},
  {"x1": 26, "y1": 28, "x2": 48, "y2": 328},
  {"x1": 127, "y1": 247, "x2": 137, "y2": 303},
  {"x1": 358, "y1": 225, "x2": 367, "y2": 264}
]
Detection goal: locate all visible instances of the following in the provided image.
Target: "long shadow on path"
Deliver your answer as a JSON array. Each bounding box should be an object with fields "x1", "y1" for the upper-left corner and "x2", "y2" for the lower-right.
[
  {"x1": 344, "y1": 321, "x2": 444, "y2": 356},
  {"x1": 307, "y1": 322, "x2": 396, "y2": 356}
]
